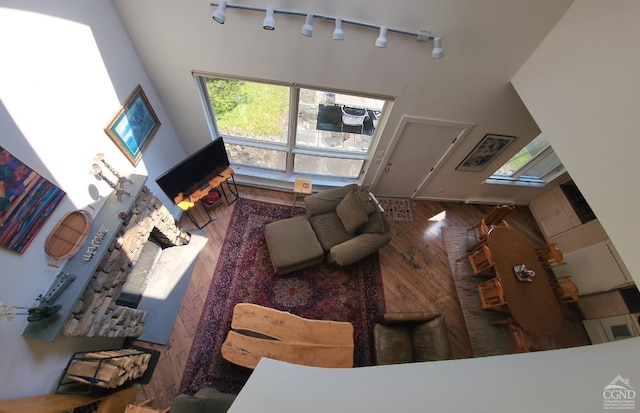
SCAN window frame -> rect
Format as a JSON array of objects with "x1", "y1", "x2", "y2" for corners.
[
  {"x1": 485, "y1": 135, "x2": 566, "y2": 187},
  {"x1": 193, "y1": 72, "x2": 391, "y2": 186}
]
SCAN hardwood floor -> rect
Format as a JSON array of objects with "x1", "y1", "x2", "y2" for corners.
[{"x1": 131, "y1": 185, "x2": 590, "y2": 409}]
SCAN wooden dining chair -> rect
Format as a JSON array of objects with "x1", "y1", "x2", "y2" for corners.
[
  {"x1": 549, "y1": 275, "x2": 579, "y2": 303},
  {"x1": 466, "y1": 205, "x2": 515, "y2": 252},
  {"x1": 489, "y1": 318, "x2": 549, "y2": 353},
  {"x1": 461, "y1": 245, "x2": 496, "y2": 283},
  {"x1": 471, "y1": 277, "x2": 507, "y2": 311},
  {"x1": 535, "y1": 243, "x2": 565, "y2": 268}
]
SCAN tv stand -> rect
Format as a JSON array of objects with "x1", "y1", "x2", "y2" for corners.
[{"x1": 174, "y1": 166, "x2": 239, "y2": 228}]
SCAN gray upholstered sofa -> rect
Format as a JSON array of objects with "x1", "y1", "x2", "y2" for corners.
[
  {"x1": 265, "y1": 184, "x2": 391, "y2": 275},
  {"x1": 169, "y1": 387, "x2": 236, "y2": 413}
]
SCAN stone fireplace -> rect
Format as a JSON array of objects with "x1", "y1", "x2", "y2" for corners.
[{"x1": 61, "y1": 186, "x2": 190, "y2": 338}]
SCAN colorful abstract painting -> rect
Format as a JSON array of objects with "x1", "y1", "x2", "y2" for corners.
[{"x1": 0, "y1": 146, "x2": 66, "y2": 254}]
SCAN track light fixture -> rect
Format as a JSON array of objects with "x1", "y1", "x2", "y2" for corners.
[
  {"x1": 263, "y1": 5, "x2": 275, "y2": 30},
  {"x1": 301, "y1": 13, "x2": 314, "y2": 37},
  {"x1": 212, "y1": 0, "x2": 227, "y2": 24},
  {"x1": 208, "y1": 2, "x2": 444, "y2": 58},
  {"x1": 333, "y1": 18, "x2": 344, "y2": 40},
  {"x1": 431, "y1": 36, "x2": 443, "y2": 59},
  {"x1": 375, "y1": 26, "x2": 388, "y2": 48}
]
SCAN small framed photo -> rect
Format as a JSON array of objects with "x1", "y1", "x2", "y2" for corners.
[
  {"x1": 104, "y1": 85, "x2": 160, "y2": 165},
  {"x1": 456, "y1": 133, "x2": 516, "y2": 172}
]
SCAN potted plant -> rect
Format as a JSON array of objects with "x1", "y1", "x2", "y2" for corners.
[{"x1": 1, "y1": 298, "x2": 62, "y2": 329}]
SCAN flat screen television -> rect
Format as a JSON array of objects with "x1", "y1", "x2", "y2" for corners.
[{"x1": 155, "y1": 137, "x2": 230, "y2": 203}]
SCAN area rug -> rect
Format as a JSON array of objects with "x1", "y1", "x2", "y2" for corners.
[
  {"x1": 441, "y1": 226, "x2": 509, "y2": 357},
  {"x1": 179, "y1": 198, "x2": 385, "y2": 395},
  {"x1": 377, "y1": 197, "x2": 414, "y2": 222}
]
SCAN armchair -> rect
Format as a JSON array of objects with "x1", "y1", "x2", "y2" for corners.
[
  {"x1": 304, "y1": 184, "x2": 391, "y2": 267},
  {"x1": 265, "y1": 184, "x2": 391, "y2": 275},
  {"x1": 373, "y1": 312, "x2": 452, "y2": 365}
]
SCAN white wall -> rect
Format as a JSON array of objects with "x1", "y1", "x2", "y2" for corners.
[
  {"x1": 112, "y1": 0, "x2": 574, "y2": 204},
  {"x1": 511, "y1": 0, "x2": 640, "y2": 283},
  {"x1": 231, "y1": 339, "x2": 640, "y2": 413},
  {"x1": 0, "y1": 1, "x2": 187, "y2": 398}
]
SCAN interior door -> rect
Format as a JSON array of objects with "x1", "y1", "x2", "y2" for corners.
[{"x1": 373, "y1": 117, "x2": 473, "y2": 197}]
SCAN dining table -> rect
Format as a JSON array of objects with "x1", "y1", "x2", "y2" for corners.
[{"x1": 486, "y1": 227, "x2": 563, "y2": 337}]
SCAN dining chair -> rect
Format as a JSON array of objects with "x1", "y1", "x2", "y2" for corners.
[
  {"x1": 461, "y1": 245, "x2": 496, "y2": 284},
  {"x1": 471, "y1": 277, "x2": 507, "y2": 311},
  {"x1": 466, "y1": 205, "x2": 515, "y2": 252},
  {"x1": 550, "y1": 275, "x2": 579, "y2": 303},
  {"x1": 489, "y1": 318, "x2": 548, "y2": 353},
  {"x1": 535, "y1": 243, "x2": 565, "y2": 268}
]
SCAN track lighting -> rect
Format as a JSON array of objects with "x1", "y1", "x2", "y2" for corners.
[
  {"x1": 375, "y1": 26, "x2": 388, "y2": 48},
  {"x1": 263, "y1": 5, "x2": 275, "y2": 30},
  {"x1": 332, "y1": 18, "x2": 344, "y2": 40},
  {"x1": 212, "y1": 0, "x2": 227, "y2": 24},
  {"x1": 431, "y1": 36, "x2": 443, "y2": 59},
  {"x1": 208, "y1": 3, "x2": 444, "y2": 58},
  {"x1": 301, "y1": 13, "x2": 313, "y2": 37}
]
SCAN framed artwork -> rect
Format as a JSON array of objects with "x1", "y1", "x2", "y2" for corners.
[
  {"x1": 0, "y1": 146, "x2": 66, "y2": 254},
  {"x1": 456, "y1": 133, "x2": 516, "y2": 172},
  {"x1": 105, "y1": 85, "x2": 161, "y2": 165}
]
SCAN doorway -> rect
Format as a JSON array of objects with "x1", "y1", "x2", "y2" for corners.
[{"x1": 372, "y1": 116, "x2": 473, "y2": 197}]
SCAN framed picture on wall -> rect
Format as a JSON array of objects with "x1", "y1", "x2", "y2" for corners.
[
  {"x1": 104, "y1": 85, "x2": 161, "y2": 166},
  {"x1": 0, "y1": 146, "x2": 66, "y2": 254},
  {"x1": 456, "y1": 133, "x2": 516, "y2": 172}
]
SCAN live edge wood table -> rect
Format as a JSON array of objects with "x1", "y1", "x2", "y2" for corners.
[
  {"x1": 486, "y1": 227, "x2": 563, "y2": 338},
  {"x1": 174, "y1": 166, "x2": 239, "y2": 229},
  {"x1": 221, "y1": 303, "x2": 354, "y2": 369}
]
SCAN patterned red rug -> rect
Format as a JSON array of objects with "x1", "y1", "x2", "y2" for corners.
[{"x1": 179, "y1": 198, "x2": 385, "y2": 395}]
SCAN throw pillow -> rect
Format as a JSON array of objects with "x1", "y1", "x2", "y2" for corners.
[
  {"x1": 336, "y1": 190, "x2": 369, "y2": 235},
  {"x1": 359, "y1": 211, "x2": 387, "y2": 234},
  {"x1": 355, "y1": 187, "x2": 377, "y2": 215}
]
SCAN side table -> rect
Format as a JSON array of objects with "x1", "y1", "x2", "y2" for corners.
[{"x1": 292, "y1": 179, "x2": 312, "y2": 215}]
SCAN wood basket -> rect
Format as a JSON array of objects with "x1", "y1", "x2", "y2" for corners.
[{"x1": 44, "y1": 210, "x2": 93, "y2": 260}]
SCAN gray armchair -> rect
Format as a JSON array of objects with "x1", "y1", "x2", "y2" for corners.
[
  {"x1": 265, "y1": 184, "x2": 391, "y2": 275},
  {"x1": 374, "y1": 312, "x2": 452, "y2": 365},
  {"x1": 304, "y1": 184, "x2": 391, "y2": 267},
  {"x1": 169, "y1": 387, "x2": 236, "y2": 413}
]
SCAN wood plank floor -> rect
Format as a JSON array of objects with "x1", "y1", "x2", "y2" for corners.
[{"x1": 131, "y1": 185, "x2": 590, "y2": 409}]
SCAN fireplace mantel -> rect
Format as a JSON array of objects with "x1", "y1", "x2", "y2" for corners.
[{"x1": 23, "y1": 175, "x2": 147, "y2": 341}]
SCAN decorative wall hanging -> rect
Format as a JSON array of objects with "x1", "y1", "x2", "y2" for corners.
[
  {"x1": 104, "y1": 85, "x2": 161, "y2": 166},
  {"x1": 0, "y1": 146, "x2": 66, "y2": 254},
  {"x1": 456, "y1": 134, "x2": 516, "y2": 172}
]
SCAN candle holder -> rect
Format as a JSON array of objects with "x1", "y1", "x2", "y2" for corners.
[{"x1": 90, "y1": 156, "x2": 131, "y2": 202}]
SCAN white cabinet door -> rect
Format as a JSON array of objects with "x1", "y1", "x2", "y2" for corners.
[
  {"x1": 530, "y1": 187, "x2": 581, "y2": 239},
  {"x1": 553, "y1": 241, "x2": 633, "y2": 295},
  {"x1": 582, "y1": 319, "x2": 608, "y2": 344}
]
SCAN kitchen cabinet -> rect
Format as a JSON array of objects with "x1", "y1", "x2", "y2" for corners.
[
  {"x1": 553, "y1": 241, "x2": 634, "y2": 295},
  {"x1": 582, "y1": 314, "x2": 640, "y2": 344},
  {"x1": 529, "y1": 186, "x2": 582, "y2": 239},
  {"x1": 529, "y1": 184, "x2": 608, "y2": 253}
]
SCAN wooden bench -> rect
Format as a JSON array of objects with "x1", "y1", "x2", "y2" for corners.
[{"x1": 221, "y1": 303, "x2": 354, "y2": 369}]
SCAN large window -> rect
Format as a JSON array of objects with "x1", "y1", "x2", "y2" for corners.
[
  {"x1": 195, "y1": 75, "x2": 388, "y2": 184},
  {"x1": 486, "y1": 134, "x2": 565, "y2": 186}
]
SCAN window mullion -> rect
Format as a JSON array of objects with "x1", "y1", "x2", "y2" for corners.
[
  {"x1": 512, "y1": 146, "x2": 554, "y2": 179},
  {"x1": 286, "y1": 87, "x2": 299, "y2": 175}
]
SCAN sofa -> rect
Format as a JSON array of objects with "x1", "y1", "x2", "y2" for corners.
[
  {"x1": 169, "y1": 387, "x2": 236, "y2": 413},
  {"x1": 373, "y1": 312, "x2": 452, "y2": 365},
  {"x1": 264, "y1": 184, "x2": 391, "y2": 275}
]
